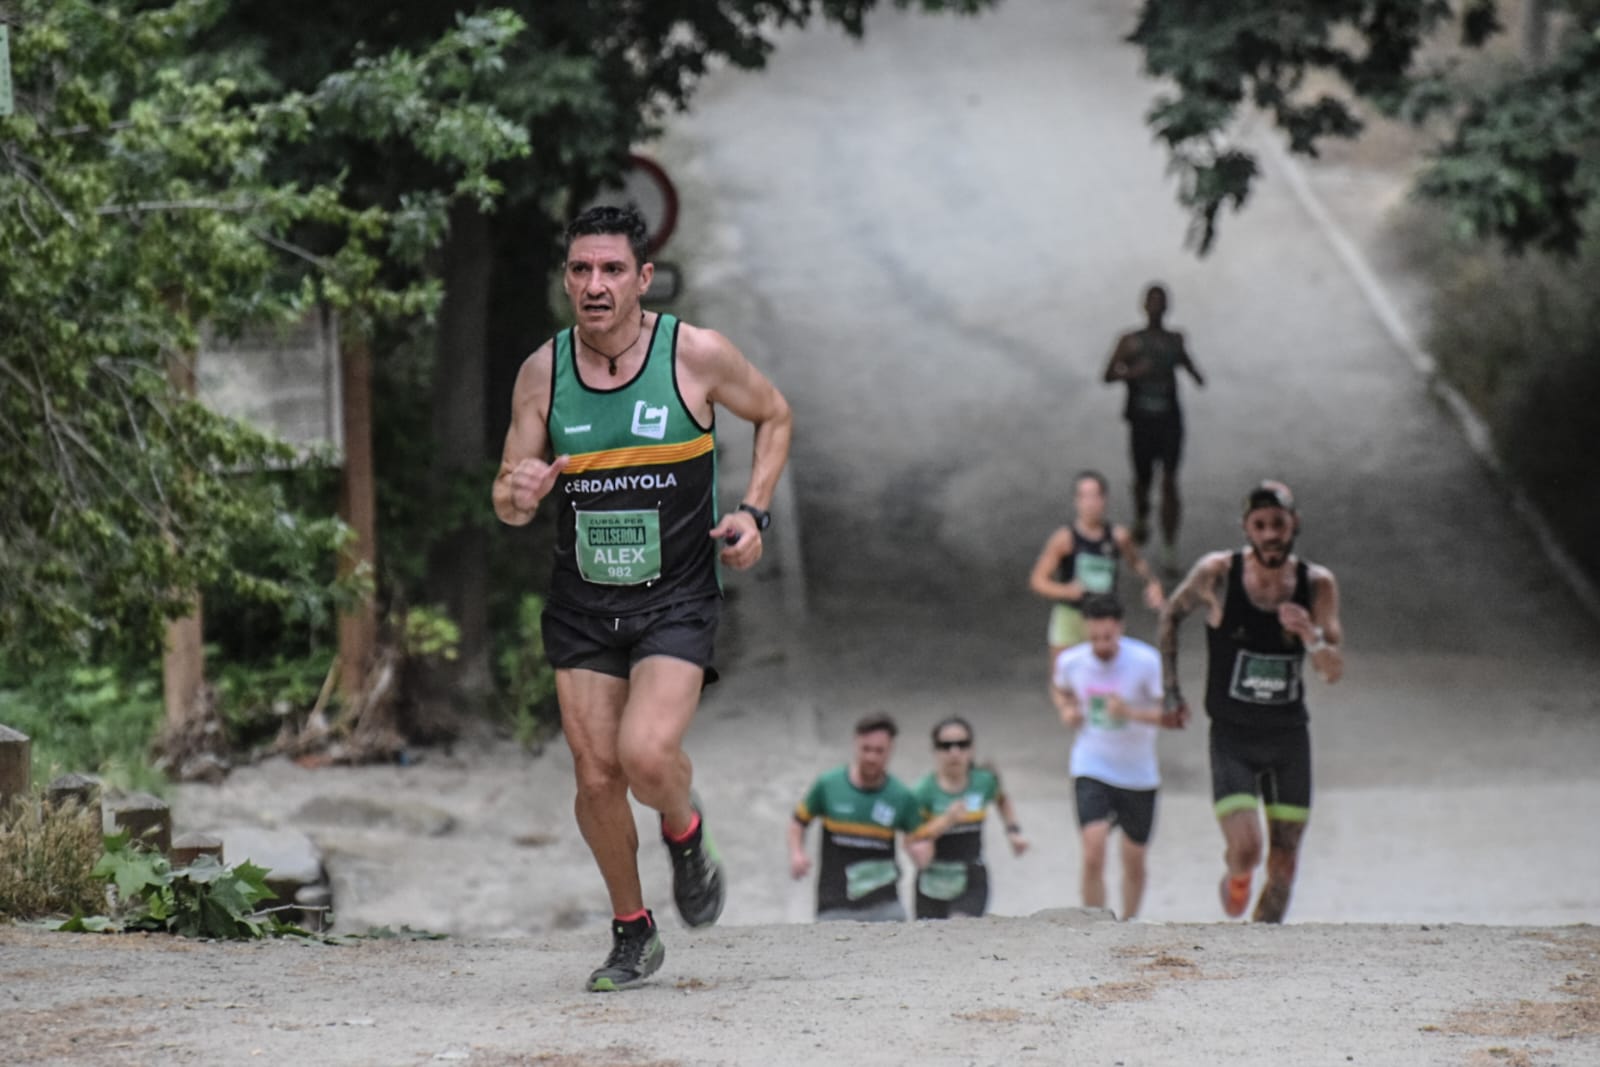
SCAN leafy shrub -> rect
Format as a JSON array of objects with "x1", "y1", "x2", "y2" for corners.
[{"x1": 58, "y1": 832, "x2": 282, "y2": 939}]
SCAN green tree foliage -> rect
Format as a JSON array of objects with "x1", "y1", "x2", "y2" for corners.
[
  {"x1": 0, "y1": 1, "x2": 531, "y2": 659},
  {"x1": 1130, "y1": 0, "x2": 1600, "y2": 254}
]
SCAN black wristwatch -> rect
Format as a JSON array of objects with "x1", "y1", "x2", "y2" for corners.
[{"x1": 737, "y1": 503, "x2": 771, "y2": 530}]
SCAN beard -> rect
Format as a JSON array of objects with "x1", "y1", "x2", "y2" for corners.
[{"x1": 1249, "y1": 537, "x2": 1295, "y2": 568}]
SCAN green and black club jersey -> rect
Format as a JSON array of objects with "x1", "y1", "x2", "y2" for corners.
[
  {"x1": 545, "y1": 313, "x2": 720, "y2": 616},
  {"x1": 912, "y1": 766, "x2": 1003, "y2": 866},
  {"x1": 1054, "y1": 524, "x2": 1121, "y2": 607},
  {"x1": 1205, "y1": 551, "x2": 1314, "y2": 729},
  {"x1": 794, "y1": 766, "x2": 926, "y2": 914}
]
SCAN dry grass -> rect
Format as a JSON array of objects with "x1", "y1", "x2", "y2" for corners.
[{"x1": 0, "y1": 794, "x2": 105, "y2": 920}]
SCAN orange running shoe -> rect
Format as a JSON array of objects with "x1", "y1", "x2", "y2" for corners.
[{"x1": 1220, "y1": 872, "x2": 1252, "y2": 918}]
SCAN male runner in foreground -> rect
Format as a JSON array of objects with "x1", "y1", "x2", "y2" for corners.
[
  {"x1": 494, "y1": 205, "x2": 792, "y2": 989},
  {"x1": 1157, "y1": 481, "x2": 1343, "y2": 923}
]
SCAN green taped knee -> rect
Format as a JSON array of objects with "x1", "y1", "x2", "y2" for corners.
[
  {"x1": 1213, "y1": 794, "x2": 1258, "y2": 819},
  {"x1": 1264, "y1": 803, "x2": 1310, "y2": 824}
]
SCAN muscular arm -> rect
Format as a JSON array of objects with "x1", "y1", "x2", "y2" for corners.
[
  {"x1": 492, "y1": 344, "x2": 562, "y2": 526},
  {"x1": 1156, "y1": 552, "x2": 1229, "y2": 699},
  {"x1": 1028, "y1": 527, "x2": 1081, "y2": 601},
  {"x1": 680, "y1": 325, "x2": 793, "y2": 568},
  {"x1": 1308, "y1": 567, "x2": 1344, "y2": 683}
]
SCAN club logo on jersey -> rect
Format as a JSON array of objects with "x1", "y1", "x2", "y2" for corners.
[
  {"x1": 631, "y1": 400, "x2": 669, "y2": 440},
  {"x1": 871, "y1": 800, "x2": 897, "y2": 827}
]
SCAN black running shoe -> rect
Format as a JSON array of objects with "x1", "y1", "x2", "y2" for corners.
[
  {"x1": 586, "y1": 912, "x2": 664, "y2": 993},
  {"x1": 663, "y1": 809, "x2": 725, "y2": 928}
]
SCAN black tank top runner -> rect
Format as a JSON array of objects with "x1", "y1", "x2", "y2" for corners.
[
  {"x1": 1204, "y1": 551, "x2": 1312, "y2": 729},
  {"x1": 1053, "y1": 524, "x2": 1120, "y2": 608}
]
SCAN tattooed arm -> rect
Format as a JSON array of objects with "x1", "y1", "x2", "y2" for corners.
[{"x1": 1155, "y1": 552, "x2": 1230, "y2": 726}]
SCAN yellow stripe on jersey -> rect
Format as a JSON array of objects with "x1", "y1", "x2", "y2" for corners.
[
  {"x1": 821, "y1": 817, "x2": 895, "y2": 841},
  {"x1": 564, "y1": 434, "x2": 714, "y2": 474}
]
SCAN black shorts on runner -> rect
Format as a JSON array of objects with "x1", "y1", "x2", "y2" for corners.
[
  {"x1": 1208, "y1": 721, "x2": 1312, "y2": 823},
  {"x1": 915, "y1": 863, "x2": 989, "y2": 920},
  {"x1": 541, "y1": 595, "x2": 721, "y2": 680},
  {"x1": 1073, "y1": 776, "x2": 1158, "y2": 846},
  {"x1": 1128, "y1": 414, "x2": 1184, "y2": 483}
]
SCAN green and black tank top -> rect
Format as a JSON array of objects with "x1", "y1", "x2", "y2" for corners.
[
  {"x1": 1123, "y1": 329, "x2": 1185, "y2": 421},
  {"x1": 545, "y1": 313, "x2": 719, "y2": 616},
  {"x1": 1204, "y1": 551, "x2": 1313, "y2": 729},
  {"x1": 1054, "y1": 524, "x2": 1121, "y2": 607}
]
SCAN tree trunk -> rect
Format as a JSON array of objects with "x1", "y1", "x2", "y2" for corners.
[
  {"x1": 426, "y1": 199, "x2": 495, "y2": 713},
  {"x1": 338, "y1": 321, "x2": 379, "y2": 703},
  {"x1": 162, "y1": 343, "x2": 206, "y2": 738}
]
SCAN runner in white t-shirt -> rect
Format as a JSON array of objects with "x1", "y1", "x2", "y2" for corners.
[{"x1": 1050, "y1": 595, "x2": 1183, "y2": 919}]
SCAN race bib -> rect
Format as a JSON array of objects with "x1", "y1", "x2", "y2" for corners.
[
  {"x1": 1086, "y1": 689, "x2": 1126, "y2": 731},
  {"x1": 917, "y1": 861, "x2": 969, "y2": 902},
  {"x1": 1229, "y1": 651, "x2": 1303, "y2": 705},
  {"x1": 575, "y1": 509, "x2": 662, "y2": 586},
  {"x1": 845, "y1": 859, "x2": 899, "y2": 901},
  {"x1": 1075, "y1": 552, "x2": 1117, "y2": 594}
]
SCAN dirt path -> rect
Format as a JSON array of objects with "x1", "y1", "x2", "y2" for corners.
[{"x1": 7, "y1": 919, "x2": 1598, "y2": 1065}]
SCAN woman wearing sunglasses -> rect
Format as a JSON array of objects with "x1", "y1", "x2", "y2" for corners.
[{"x1": 910, "y1": 717, "x2": 1030, "y2": 919}]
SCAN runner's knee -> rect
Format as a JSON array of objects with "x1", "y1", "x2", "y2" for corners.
[{"x1": 571, "y1": 754, "x2": 626, "y2": 800}]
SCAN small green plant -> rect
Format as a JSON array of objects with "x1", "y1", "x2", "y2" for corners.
[
  {"x1": 0, "y1": 796, "x2": 105, "y2": 920},
  {"x1": 57, "y1": 832, "x2": 294, "y2": 939},
  {"x1": 398, "y1": 605, "x2": 461, "y2": 663},
  {"x1": 497, "y1": 594, "x2": 558, "y2": 750}
]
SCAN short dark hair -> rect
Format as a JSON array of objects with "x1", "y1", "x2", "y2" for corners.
[
  {"x1": 565, "y1": 204, "x2": 650, "y2": 270},
  {"x1": 1074, "y1": 470, "x2": 1108, "y2": 496},
  {"x1": 930, "y1": 716, "x2": 974, "y2": 746},
  {"x1": 1081, "y1": 594, "x2": 1124, "y2": 621},
  {"x1": 854, "y1": 712, "x2": 898, "y2": 738}
]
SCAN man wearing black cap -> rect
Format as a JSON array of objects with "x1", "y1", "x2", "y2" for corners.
[{"x1": 1155, "y1": 481, "x2": 1344, "y2": 923}]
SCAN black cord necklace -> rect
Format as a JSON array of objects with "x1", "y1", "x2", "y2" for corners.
[{"x1": 579, "y1": 311, "x2": 647, "y2": 376}]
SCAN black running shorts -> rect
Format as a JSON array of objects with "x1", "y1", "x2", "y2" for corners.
[
  {"x1": 1128, "y1": 413, "x2": 1184, "y2": 483},
  {"x1": 541, "y1": 594, "x2": 721, "y2": 679},
  {"x1": 1208, "y1": 720, "x2": 1312, "y2": 823},
  {"x1": 1073, "y1": 776, "x2": 1158, "y2": 846}
]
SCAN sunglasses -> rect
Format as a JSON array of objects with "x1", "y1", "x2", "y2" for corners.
[{"x1": 934, "y1": 738, "x2": 972, "y2": 751}]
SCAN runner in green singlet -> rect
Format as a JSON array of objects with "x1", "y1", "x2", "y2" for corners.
[
  {"x1": 789, "y1": 714, "x2": 932, "y2": 922},
  {"x1": 1030, "y1": 470, "x2": 1165, "y2": 664},
  {"x1": 494, "y1": 205, "x2": 792, "y2": 991},
  {"x1": 910, "y1": 717, "x2": 1028, "y2": 919}
]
